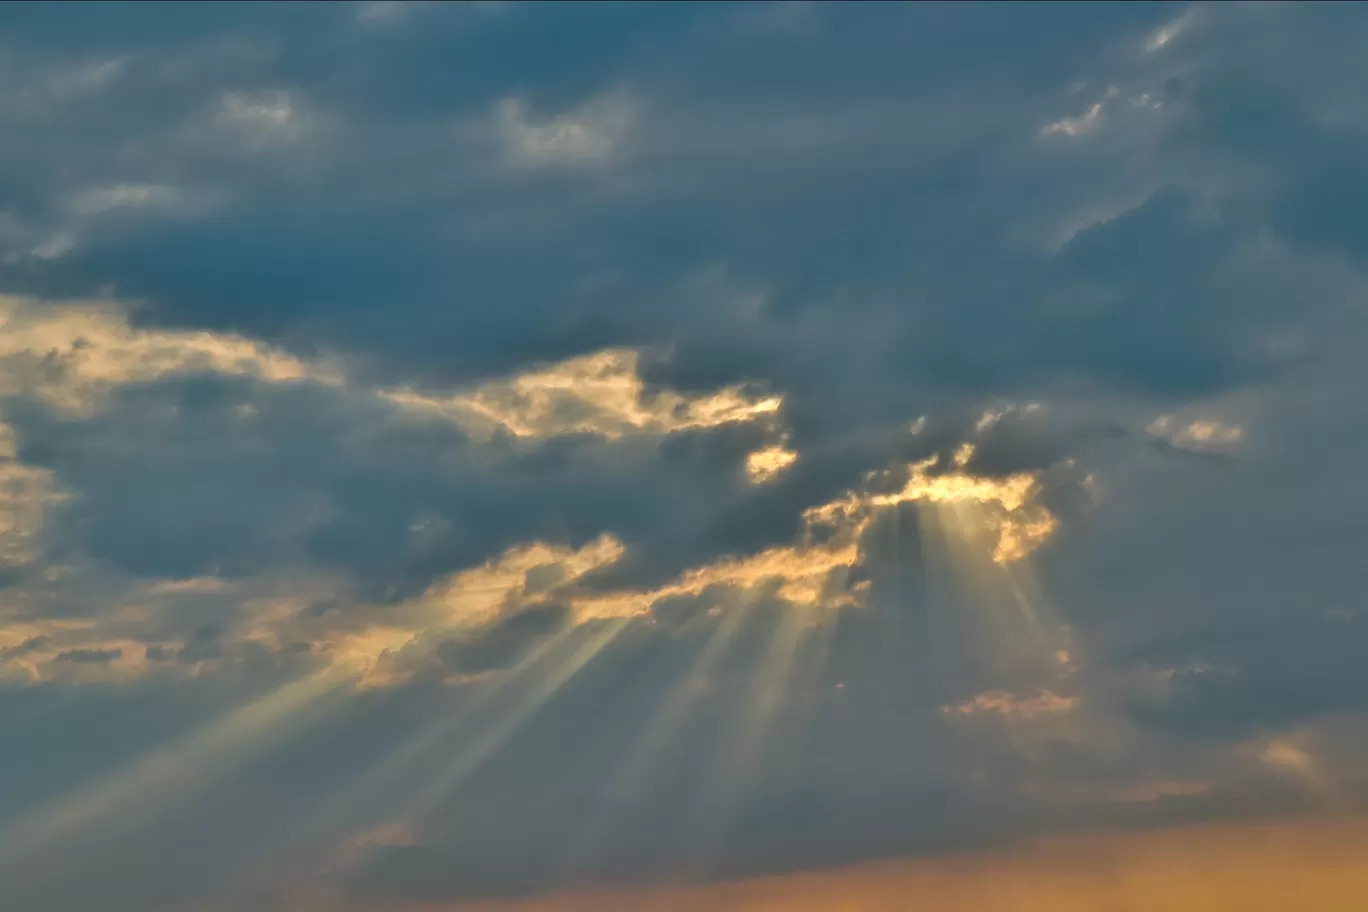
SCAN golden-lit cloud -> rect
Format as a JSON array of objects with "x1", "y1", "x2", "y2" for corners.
[
  {"x1": 0, "y1": 571, "x2": 339, "y2": 684},
  {"x1": 314, "y1": 535, "x2": 627, "y2": 687},
  {"x1": 744, "y1": 440, "x2": 797, "y2": 483},
  {"x1": 0, "y1": 293, "x2": 803, "y2": 689},
  {"x1": 381, "y1": 348, "x2": 782, "y2": 441},
  {"x1": 0, "y1": 294, "x2": 1064, "y2": 691},
  {"x1": 1, "y1": 295, "x2": 783, "y2": 449},
  {"x1": 813, "y1": 447, "x2": 1058, "y2": 565},
  {"x1": 0, "y1": 295, "x2": 343, "y2": 414},
  {"x1": 220, "y1": 432, "x2": 1063, "y2": 689},
  {"x1": 0, "y1": 422, "x2": 1063, "y2": 689}
]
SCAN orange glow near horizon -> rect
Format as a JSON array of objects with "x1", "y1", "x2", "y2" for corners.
[{"x1": 410, "y1": 814, "x2": 1368, "y2": 912}]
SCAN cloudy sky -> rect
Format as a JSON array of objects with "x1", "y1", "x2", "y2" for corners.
[{"x1": 1, "y1": 2, "x2": 1367, "y2": 909}]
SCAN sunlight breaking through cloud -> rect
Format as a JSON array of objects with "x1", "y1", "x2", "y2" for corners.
[{"x1": 382, "y1": 348, "x2": 782, "y2": 441}]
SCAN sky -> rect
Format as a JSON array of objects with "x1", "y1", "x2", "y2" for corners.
[{"x1": 1, "y1": 2, "x2": 1367, "y2": 910}]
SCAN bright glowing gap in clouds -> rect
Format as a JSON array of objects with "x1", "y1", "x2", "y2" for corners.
[
  {"x1": 293, "y1": 438, "x2": 1061, "y2": 687},
  {"x1": 0, "y1": 292, "x2": 1065, "y2": 691}
]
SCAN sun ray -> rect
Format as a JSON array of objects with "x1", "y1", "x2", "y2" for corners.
[
  {"x1": 557, "y1": 598, "x2": 761, "y2": 875},
  {"x1": 399, "y1": 617, "x2": 632, "y2": 822},
  {"x1": 775, "y1": 609, "x2": 840, "y2": 775},
  {"x1": 236, "y1": 624, "x2": 585, "y2": 888},
  {"x1": 917, "y1": 498, "x2": 1072, "y2": 676},
  {"x1": 608, "y1": 600, "x2": 756, "y2": 797},
  {"x1": 718, "y1": 607, "x2": 813, "y2": 783},
  {"x1": 690, "y1": 605, "x2": 815, "y2": 846},
  {"x1": 0, "y1": 666, "x2": 356, "y2": 867}
]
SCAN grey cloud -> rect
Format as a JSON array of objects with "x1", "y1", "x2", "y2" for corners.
[
  {"x1": 1123, "y1": 616, "x2": 1368, "y2": 740},
  {"x1": 54, "y1": 646, "x2": 122, "y2": 664},
  {"x1": 431, "y1": 603, "x2": 572, "y2": 677},
  {"x1": 0, "y1": 635, "x2": 50, "y2": 659}
]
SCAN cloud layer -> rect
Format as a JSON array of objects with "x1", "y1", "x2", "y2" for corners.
[{"x1": 1, "y1": 3, "x2": 1367, "y2": 910}]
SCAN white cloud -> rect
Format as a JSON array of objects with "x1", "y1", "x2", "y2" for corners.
[
  {"x1": 1144, "y1": 8, "x2": 1198, "y2": 55},
  {"x1": 208, "y1": 90, "x2": 323, "y2": 154},
  {"x1": 219, "y1": 91, "x2": 294, "y2": 128},
  {"x1": 26, "y1": 231, "x2": 78, "y2": 261},
  {"x1": 1147, "y1": 414, "x2": 1244, "y2": 452},
  {"x1": 65, "y1": 182, "x2": 188, "y2": 217},
  {"x1": 1041, "y1": 87, "x2": 1123, "y2": 138},
  {"x1": 1042, "y1": 100, "x2": 1106, "y2": 138},
  {"x1": 496, "y1": 92, "x2": 637, "y2": 168}
]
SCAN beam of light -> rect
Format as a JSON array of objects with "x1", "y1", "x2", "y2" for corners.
[
  {"x1": 557, "y1": 597, "x2": 761, "y2": 876},
  {"x1": 679, "y1": 604, "x2": 819, "y2": 873},
  {"x1": 774, "y1": 610, "x2": 839, "y2": 771},
  {"x1": 994, "y1": 555, "x2": 1078, "y2": 676},
  {"x1": 232, "y1": 624, "x2": 585, "y2": 892},
  {"x1": 918, "y1": 499, "x2": 1073, "y2": 676},
  {"x1": 608, "y1": 600, "x2": 754, "y2": 796},
  {"x1": 0, "y1": 666, "x2": 357, "y2": 868},
  {"x1": 716, "y1": 606, "x2": 814, "y2": 788},
  {"x1": 917, "y1": 499, "x2": 1012, "y2": 663},
  {"x1": 398, "y1": 617, "x2": 632, "y2": 821}
]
